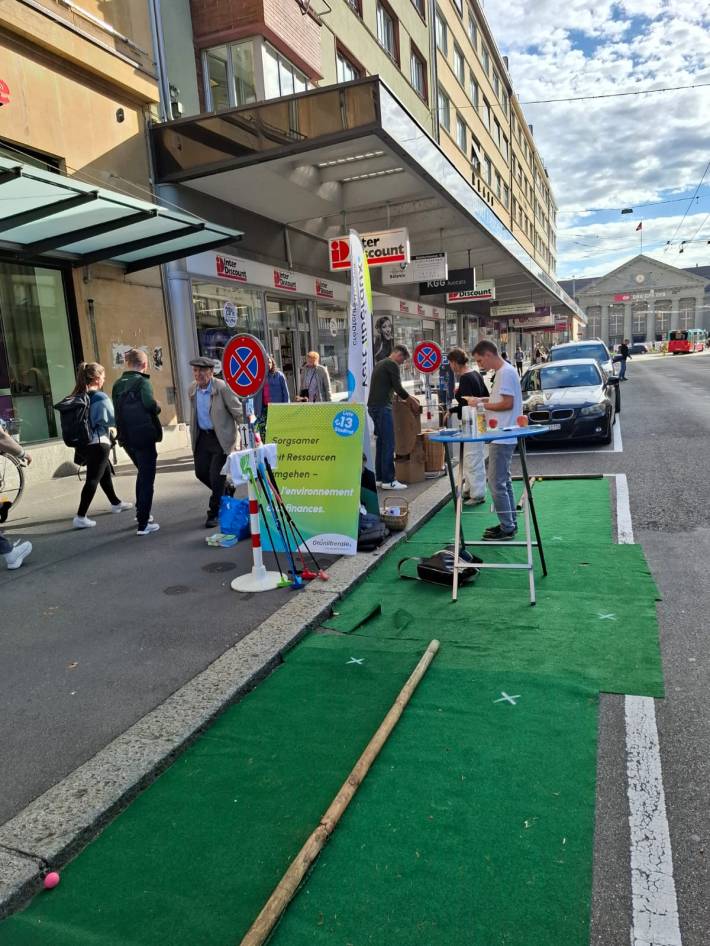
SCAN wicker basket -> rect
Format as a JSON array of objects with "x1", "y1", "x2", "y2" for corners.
[{"x1": 382, "y1": 498, "x2": 409, "y2": 531}]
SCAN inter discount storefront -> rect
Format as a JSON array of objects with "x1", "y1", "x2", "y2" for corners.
[{"x1": 173, "y1": 250, "x2": 447, "y2": 403}]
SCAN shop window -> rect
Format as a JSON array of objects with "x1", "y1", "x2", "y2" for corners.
[
  {"x1": 193, "y1": 282, "x2": 266, "y2": 365},
  {"x1": 316, "y1": 305, "x2": 348, "y2": 396},
  {"x1": 203, "y1": 40, "x2": 257, "y2": 111},
  {"x1": 337, "y1": 48, "x2": 363, "y2": 83},
  {"x1": 376, "y1": 1, "x2": 399, "y2": 64},
  {"x1": 0, "y1": 263, "x2": 76, "y2": 443},
  {"x1": 410, "y1": 44, "x2": 428, "y2": 101}
]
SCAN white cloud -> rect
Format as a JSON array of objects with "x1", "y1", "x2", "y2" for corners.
[{"x1": 482, "y1": 1, "x2": 710, "y2": 277}]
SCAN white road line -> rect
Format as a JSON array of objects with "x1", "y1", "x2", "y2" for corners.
[
  {"x1": 613, "y1": 415, "x2": 623, "y2": 452},
  {"x1": 616, "y1": 474, "x2": 682, "y2": 946}
]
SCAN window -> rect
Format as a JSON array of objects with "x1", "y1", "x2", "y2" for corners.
[
  {"x1": 410, "y1": 44, "x2": 427, "y2": 100},
  {"x1": 467, "y1": 6, "x2": 477, "y2": 49},
  {"x1": 482, "y1": 45, "x2": 490, "y2": 75},
  {"x1": 377, "y1": 2, "x2": 399, "y2": 62},
  {"x1": 410, "y1": 0, "x2": 425, "y2": 17},
  {"x1": 469, "y1": 71, "x2": 479, "y2": 107},
  {"x1": 503, "y1": 183, "x2": 510, "y2": 208},
  {"x1": 262, "y1": 43, "x2": 308, "y2": 99},
  {"x1": 481, "y1": 97, "x2": 490, "y2": 130},
  {"x1": 502, "y1": 91, "x2": 509, "y2": 116},
  {"x1": 501, "y1": 134, "x2": 509, "y2": 162},
  {"x1": 435, "y1": 9, "x2": 448, "y2": 55},
  {"x1": 452, "y1": 0, "x2": 463, "y2": 14},
  {"x1": 204, "y1": 41, "x2": 258, "y2": 111},
  {"x1": 345, "y1": 0, "x2": 362, "y2": 14},
  {"x1": 438, "y1": 86, "x2": 451, "y2": 132},
  {"x1": 453, "y1": 44, "x2": 465, "y2": 84},
  {"x1": 483, "y1": 154, "x2": 492, "y2": 185},
  {"x1": 456, "y1": 114, "x2": 467, "y2": 151},
  {"x1": 495, "y1": 172, "x2": 502, "y2": 199},
  {"x1": 492, "y1": 71, "x2": 500, "y2": 98},
  {"x1": 471, "y1": 134, "x2": 482, "y2": 171},
  {"x1": 493, "y1": 118, "x2": 501, "y2": 148},
  {"x1": 337, "y1": 48, "x2": 363, "y2": 82}
]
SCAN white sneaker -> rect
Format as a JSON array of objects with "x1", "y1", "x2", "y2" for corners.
[
  {"x1": 5, "y1": 540, "x2": 32, "y2": 570},
  {"x1": 381, "y1": 480, "x2": 408, "y2": 490},
  {"x1": 73, "y1": 516, "x2": 96, "y2": 529},
  {"x1": 111, "y1": 501, "x2": 133, "y2": 513},
  {"x1": 136, "y1": 522, "x2": 160, "y2": 535}
]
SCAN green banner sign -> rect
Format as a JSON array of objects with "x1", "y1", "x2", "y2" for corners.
[{"x1": 264, "y1": 403, "x2": 365, "y2": 556}]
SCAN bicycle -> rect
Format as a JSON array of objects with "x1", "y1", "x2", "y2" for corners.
[{"x1": 0, "y1": 451, "x2": 25, "y2": 521}]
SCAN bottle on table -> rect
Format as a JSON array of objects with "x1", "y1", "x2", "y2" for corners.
[{"x1": 475, "y1": 401, "x2": 487, "y2": 435}]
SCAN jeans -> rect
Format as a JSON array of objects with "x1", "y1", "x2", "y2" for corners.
[
  {"x1": 0, "y1": 532, "x2": 11, "y2": 555},
  {"x1": 77, "y1": 444, "x2": 120, "y2": 517},
  {"x1": 368, "y1": 405, "x2": 395, "y2": 483},
  {"x1": 488, "y1": 443, "x2": 517, "y2": 532},
  {"x1": 194, "y1": 429, "x2": 227, "y2": 517},
  {"x1": 125, "y1": 444, "x2": 157, "y2": 529},
  {"x1": 619, "y1": 358, "x2": 628, "y2": 379}
]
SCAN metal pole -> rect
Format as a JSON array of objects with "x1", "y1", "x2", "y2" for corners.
[{"x1": 518, "y1": 438, "x2": 546, "y2": 576}]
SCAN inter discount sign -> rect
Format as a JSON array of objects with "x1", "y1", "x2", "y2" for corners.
[{"x1": 329, "y1": 228, "x2": 410, "y2": 271}]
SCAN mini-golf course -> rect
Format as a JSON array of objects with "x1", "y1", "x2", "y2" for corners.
[{"x1": 0, "y1": 478, "x2": 663, "y2": 945}]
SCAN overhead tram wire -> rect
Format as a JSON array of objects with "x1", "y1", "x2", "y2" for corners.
[{"x1": 663, "y1": 160, "x2": 710, "y2": 251}]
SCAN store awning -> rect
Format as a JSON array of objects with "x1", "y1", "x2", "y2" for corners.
[
  {"x1": 150, "y1": 78, "x2": 584, "y2": 321},
  {"x1": 0, "y1": 157, "x2": 241, "y2": 273}
]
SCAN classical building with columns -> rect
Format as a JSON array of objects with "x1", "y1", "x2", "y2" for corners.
[{"x1": 559, "y1": 256, "x2": 710, "y2": 348}]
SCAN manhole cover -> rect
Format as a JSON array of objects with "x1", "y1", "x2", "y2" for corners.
[
  {"x1": 202, "y1": 562, "x2": 236, "y2": 573},
  {"x1": 163, "y1": 585, "x2": 190, "y2": 595}
]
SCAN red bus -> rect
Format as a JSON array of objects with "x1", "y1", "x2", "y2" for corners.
[{"x1": 668, "y1": 329, "x2": 707, "y2": 354}]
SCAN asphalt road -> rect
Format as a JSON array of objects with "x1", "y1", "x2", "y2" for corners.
[{"x1": 520, "y1": 350, "x2": 710, "y2": 946}]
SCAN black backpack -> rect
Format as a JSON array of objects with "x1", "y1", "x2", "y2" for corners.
[
  {"x1": 115, "y1": 381, "x2": 162, "y2": 449},
  {"x1": 54, "y1": 393, "x2": 92, "y2": 450},
  {"x1": 357, "y1": 512, "x2": 389, "y2": 551}
]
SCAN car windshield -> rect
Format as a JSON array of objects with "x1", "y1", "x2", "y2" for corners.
[
  {"x1": 549, "y1": 344, "x2": 608, "y2": 363},
  {"x1": 539, "y1": 364, "x2": 601, "y2": 389}
]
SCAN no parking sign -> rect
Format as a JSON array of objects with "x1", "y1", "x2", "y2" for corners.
[
  {"x1": 413, "y1": 340, "x2": 442, "y2": 374},
  {"x1": 222, "y1": 334, "x2": 267, "y2": 398}
]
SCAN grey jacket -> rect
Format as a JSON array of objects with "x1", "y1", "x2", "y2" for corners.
[
  {"x1": 188, "y1": 378, "x2": 242, "y2": 455},
  {"x1": 299, "y1": 364, "x2": 332, "y2": 402}
]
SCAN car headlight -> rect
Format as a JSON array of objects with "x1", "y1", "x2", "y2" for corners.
[{"x1": 580, "y1": 403, "x2": 607, "y2": 416}]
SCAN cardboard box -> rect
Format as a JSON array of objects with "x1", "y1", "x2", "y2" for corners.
[
  {"x1": 395, "y1": 433, "x2": 426, "y2": 484},
  {"x1": 393, "y1": 396, "x2": 421, "y2": 454}
]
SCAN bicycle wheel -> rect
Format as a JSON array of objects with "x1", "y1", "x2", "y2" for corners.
[{"x1": 0, "y1": 454, "x2": 24, "y2": 518}]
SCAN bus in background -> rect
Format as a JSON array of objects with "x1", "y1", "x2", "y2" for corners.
[{"x1": 668, "y1": 328, "x2": 707, "y2": 353}]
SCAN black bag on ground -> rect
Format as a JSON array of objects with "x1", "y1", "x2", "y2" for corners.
[
  {"x1": 358, "y1": 512, "x2": 389, "y2": 551},
  {"x1": 53, "y1": 393, "x2": 92, "y2": 451},
  {"x1": 398, "y1": 546, "x2": 481, "y2": 586},
  {"x1": 115, "y1": 381, "x2": 162, "y2": 449}
]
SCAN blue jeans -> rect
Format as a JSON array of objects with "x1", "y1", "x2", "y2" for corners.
[
  {"x1": 0, "y1": 532, "x2": 12, "y2": 555},
  {"x1": 488, "y1": 443, "x2": 517, "y2": 532},
  {"x1": 619, "y1": 358, "x2": 627, "y2": 379},
  {"x1": 125, "y1": 444, "x2": 157, "y2": 529},
  {"x1": 368, "y1": 405, "x2": 395, "y2": 483}
]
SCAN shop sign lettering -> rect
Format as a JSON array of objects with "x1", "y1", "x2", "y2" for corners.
[
  {"x1": 216, "y1": 254, "x2": 247, "y2": 282},
  {"x1": 273, "y1": 269, "x2": 297, "y2": 292},
  {"x1": 328, "y1": 228, "x2": 410, "y2": 271}
]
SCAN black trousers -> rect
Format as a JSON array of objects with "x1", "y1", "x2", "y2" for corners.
[
  {"x1": 125, "y1": 444, "x2": 157, "y2": 529},
  {"x1": 194, "y1": 429, "x2": 227, "y2": 517},
  {"x1": 77, "y1": 443, "x2": 120, "y2": 517}
]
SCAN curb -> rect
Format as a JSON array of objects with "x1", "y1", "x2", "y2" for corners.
[{"x1": 0, "y1": 475, "x2": 452, "y2": 918}]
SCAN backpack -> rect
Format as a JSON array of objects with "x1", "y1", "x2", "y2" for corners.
[
  {"x1": 398, "y1": 547, "x2": 481, "y2": 587},
  {"x1": 357, "y1": 512, "x2": 389, "y2": 552},
  {"x1": 115, "y1": 381, "x2": 162, "y2": 449},
  {"x1": 53, "y1": 393, "x2": 92, "y2": 450}
]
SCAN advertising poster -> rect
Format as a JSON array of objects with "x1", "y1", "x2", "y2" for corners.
[{"x1": 265, "y1": 403, "x2": 364, "y2": 556}]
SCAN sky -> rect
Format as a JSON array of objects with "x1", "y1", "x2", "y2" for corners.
[{"x1": 482, "y1": 0, "x2": 710, "y2": 279}]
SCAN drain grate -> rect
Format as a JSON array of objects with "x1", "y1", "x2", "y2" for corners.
[
  {"x1": 202, "y1": 562, "x2": 237, "y2": 573},
  {"x1": 163, "y1": 585, "x2": 190, "y2": 595}
]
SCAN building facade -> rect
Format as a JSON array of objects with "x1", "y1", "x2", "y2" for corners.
[{"x1": 560, "y1": 256, "x2": 710, "y2": 349}]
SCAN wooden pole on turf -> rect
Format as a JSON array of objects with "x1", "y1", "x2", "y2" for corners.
[{"x1": 238, "y1": 639, "x2": 441, "y2": 946}]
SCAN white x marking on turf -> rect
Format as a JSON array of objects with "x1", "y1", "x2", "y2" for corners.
[
  {"x1": 347, "y1": 657, "x2": 365, "y2": 665},
  {"x1": 598, "y1": 612, "x2": 617, "y2": 620},
  {"x1": 494, "y1": 692, "x2": 521, "y2": 705}
]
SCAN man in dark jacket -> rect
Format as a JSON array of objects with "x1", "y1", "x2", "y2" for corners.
[
  {"x1": 618, "y1": 339, "x2": 631, "y2": 380},
  {"x1": 367, "y1": 344, "x2": 418, "y2": 490},
  {"x1": 447, "y1": 347, "x2": 488, "y2": 505},
  {"x1": 112, "y1": 348, "x2": 161, "y2": 536}
]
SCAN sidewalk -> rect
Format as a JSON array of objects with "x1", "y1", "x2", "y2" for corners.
[{"x1": 0, "y1": 451, "x2": 450, "y2": 916}]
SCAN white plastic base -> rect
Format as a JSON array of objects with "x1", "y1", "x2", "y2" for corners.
[{"x1": 231, "y1": 565, "x2": 282, "y2": 593}]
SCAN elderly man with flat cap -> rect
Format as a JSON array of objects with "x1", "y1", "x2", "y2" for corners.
[{"x1": 188, "y1": 356, "x2": 243, "y2": 528}]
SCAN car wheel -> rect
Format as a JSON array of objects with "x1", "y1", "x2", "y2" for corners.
[
  {"x1": 614, "y1": 388, "x2": 621, "y2": 413},
  {"x1": 601, "y1": 414, "x2": 613, "y2": 445}
]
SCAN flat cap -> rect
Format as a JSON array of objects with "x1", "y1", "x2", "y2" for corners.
[{"x1": 190, "y1": 356, "x2": 216, "y2": 368}]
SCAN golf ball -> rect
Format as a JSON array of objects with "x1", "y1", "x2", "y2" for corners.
[{"x1": 43, "y1": 871, "x2": 60, "y2": 890}]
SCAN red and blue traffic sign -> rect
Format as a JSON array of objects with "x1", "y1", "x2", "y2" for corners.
[
  {"x1": 222, "y1": 333, "x2": 267, "y2": 398},
  {"x1": 413, "y1": 340, "x2": 442, "y2": 374}
]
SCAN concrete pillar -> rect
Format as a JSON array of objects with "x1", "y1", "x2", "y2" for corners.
[
  {"x1": 600, "y1": 303, "x2": 609, "y2": 343},
  {"x1": 646, "y1": 299, "x2": 655, "y2": 343},
  {"x1": 164, "y1": 258, "x2": 198, "y2": 422},
  {"x1": 670, "y1": 298, "x2": 680, "y2": 331},
  {"x1": 623, "y1": 303, "x2": 632, "y2": 341}
]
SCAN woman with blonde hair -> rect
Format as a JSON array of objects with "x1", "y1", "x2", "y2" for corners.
[
  {"x1": 297, "y1": 351, "x2": 332, "y2": 402},
  {"x1": 71, "y1": 363, "x2": 132, "y2": 528}
]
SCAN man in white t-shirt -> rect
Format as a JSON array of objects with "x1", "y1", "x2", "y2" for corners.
[{"x1": 464, "y1": 340, "x2": 523, "y2": 540}]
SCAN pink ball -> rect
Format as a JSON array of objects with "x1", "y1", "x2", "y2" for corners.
[{"x1": 43, "y1": 871, "x2": 60, "y2": 890}]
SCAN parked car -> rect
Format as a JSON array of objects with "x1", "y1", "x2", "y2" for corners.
[
  {"x1": 521, "y1": 358, "x2": 619, "y2": 445},
  {"x1": 628, "y1": 343, "x2": 648, "y2": 355},
  {"x1": 548, "y1": 339, "x2": 620, "y2": 412}
]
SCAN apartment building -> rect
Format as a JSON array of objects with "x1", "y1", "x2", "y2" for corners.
[{"x1": 0, "y1": 0, "x2": 235, "y2": 469}]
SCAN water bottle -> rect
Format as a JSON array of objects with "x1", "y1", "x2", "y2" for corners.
[{"x1": 476, "y1": 401, "x2": 487, "y2": 435}]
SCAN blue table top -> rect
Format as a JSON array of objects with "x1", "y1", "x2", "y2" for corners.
[{"x1": 428, "y1": 425, "x2": 550, "y2": 444}]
